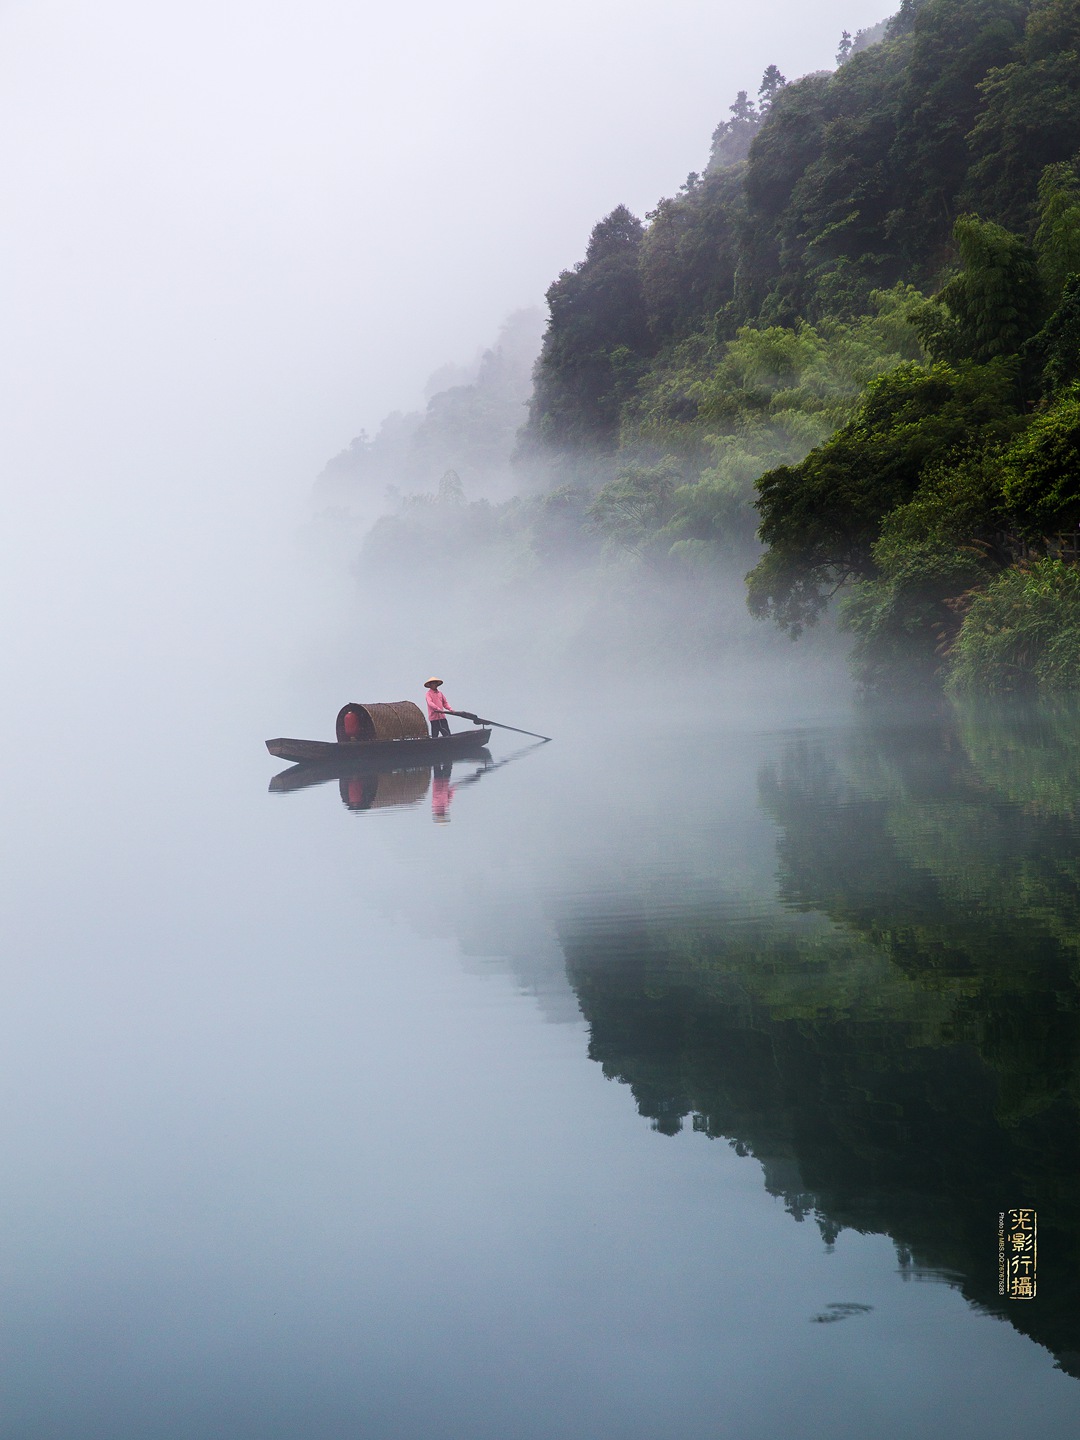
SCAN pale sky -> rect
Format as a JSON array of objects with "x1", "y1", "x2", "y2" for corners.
[{"x1": 0, "y1": 1, "x2": 890, "y2": 479}]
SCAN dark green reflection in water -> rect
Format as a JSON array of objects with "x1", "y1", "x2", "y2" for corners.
[{"x1": 560, "y1": 703, "x2": 1080, "y2": 1378}]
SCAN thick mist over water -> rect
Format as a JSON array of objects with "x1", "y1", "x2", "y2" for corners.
[
  {"x1": 10, "y1": 6, "x2": 1080, "y2": 1438},
  {"x1": 0, "y1": 0, "x2": 888, "y2": 733},
  {"x1": 299, "y1": 305, "x2": 856, "y2": 736}
]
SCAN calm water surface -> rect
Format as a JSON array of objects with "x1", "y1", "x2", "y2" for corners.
[{"x1": 3, "y1": 675, "x2": 1080, "y2": 1437}]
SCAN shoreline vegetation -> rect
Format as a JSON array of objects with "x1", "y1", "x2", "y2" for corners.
[{"x1": 316, "y1": 0, "x2": 1080, "y2": 696}]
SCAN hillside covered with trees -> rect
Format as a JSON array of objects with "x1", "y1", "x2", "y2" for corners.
[
  {"x1": 325, "y1": 0, "x2": 1080, "y2": 692},
  {"x1": 518, "y1": 0, "x2": 1080, "y2": 691}
]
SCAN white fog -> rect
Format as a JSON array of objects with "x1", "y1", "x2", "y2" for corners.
[{"x1": 4, "y1": 4, "x2": 1076, "y2": 1438}]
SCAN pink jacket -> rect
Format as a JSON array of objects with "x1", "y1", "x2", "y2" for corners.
[{"x1": 426, "y1": 688, "x2": 452, "y2": 720}]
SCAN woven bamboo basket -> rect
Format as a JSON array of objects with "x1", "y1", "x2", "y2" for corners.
[{"x1": 335, "y1": 700, "x2": 428, "y2": 744}]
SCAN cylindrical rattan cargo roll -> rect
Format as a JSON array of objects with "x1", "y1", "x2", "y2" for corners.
[{"x1": 335, "y1": 701, "x2": 428, "y2": 744}]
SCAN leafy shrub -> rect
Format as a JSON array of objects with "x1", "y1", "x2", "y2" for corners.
[
  {"x1": 912, "y1": 214, "x2": 1043, "y2": 364},
  {"x1": 948, "y1": 557, "x2": 1080, "y2": 692},
  {"x1": 748, "y1": 360, "x2": 1021, "y2": 632},
  {"x1": 841, "y1": 540, "x2": 988, "y2": 688},
  {"x1": 1000, "y1": 388, "x2": 1080, "y2": 533}
]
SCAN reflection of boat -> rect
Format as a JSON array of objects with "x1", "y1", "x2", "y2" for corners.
[
  {"x1": 269, "y1": 736, "x2": 547, "y2": 818},
  {"x1": 338, "y1": 767, "x2": 432, "y2": 812},
  {"x1": 266, "y1": 698, "x2": 491, "y2": 767},
  {"x1": 268, "y1": 750, "x2": 492, "y2": 798}
]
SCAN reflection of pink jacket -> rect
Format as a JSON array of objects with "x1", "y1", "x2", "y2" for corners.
[
  {"x1": 432, "y1": 775, "x2": 454, "y2": 817},
  {"x1": 426, "y1": 689, "x2": 452, "y2": 720}
]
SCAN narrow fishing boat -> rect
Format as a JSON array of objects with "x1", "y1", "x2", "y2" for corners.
[{"x1": 266, "y1": 700, "x2": 492, "y2": 768}]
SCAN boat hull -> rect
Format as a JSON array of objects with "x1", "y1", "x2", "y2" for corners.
[{"x1": 265, "y1": 728, "x2": 492, "y2": 767}]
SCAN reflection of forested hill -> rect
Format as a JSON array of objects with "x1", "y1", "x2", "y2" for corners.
[{"x1": 559, "y1": 707, "x2": 1080, "y2": 1377}]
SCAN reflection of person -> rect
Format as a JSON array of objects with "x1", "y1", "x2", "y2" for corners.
[
  {"x1": 425, "y1": 677, "x2": 454, "y2": 738},
  {"x1": 432, "y1": 762, "x2": 455, "y2": 822}
]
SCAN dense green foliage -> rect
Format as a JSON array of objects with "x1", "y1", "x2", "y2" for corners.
[
  {"x1": 949, "y1": 557, "x2": 1080, "y2": 690},
  {"x1": 512, "y1": 0, "x2": 1080, "y2": 690},
  {"x1": 967, "y1": 0, "x2": 1080, "y2": 227},
  {"x1": 911, "y1": 214, "x2": 1043, "y2": 362},
  {"x1": 748, "y1": 359, "x2": 1020, "y2": 633},
  {"x1": 1001, "y1": 389, "x2": 1080, "y2": 530},
  {"x1": 523, "y1": 0, "x2": 1052, "y2": 460},
  {"x1": 320, "y1": 0, "x2": 1080, "y2": 688},
  {"x1": 526, "y1": 206, "x2": 655, "y2": 454}
]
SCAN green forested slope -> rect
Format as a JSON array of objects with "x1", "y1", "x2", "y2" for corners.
[{"x1": 519, "y1": 0, "x2": 1080, "y2": 691}]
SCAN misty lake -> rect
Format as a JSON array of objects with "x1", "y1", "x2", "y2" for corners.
[
  {"x1": 12, "y1": 0, "x2": 1080, "y2": 1431},
  {"x1": 3, "y1": 657, "x2": 1080, "y2": 1439}
]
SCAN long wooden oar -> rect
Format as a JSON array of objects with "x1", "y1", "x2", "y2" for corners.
[{"x1": 453, "y1": 711, "x2": 551, "y2": 742}]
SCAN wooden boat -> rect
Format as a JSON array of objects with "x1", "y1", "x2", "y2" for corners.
[
  {"x1": 268, "y1": 750, "x2": 493, "y2": 800},
  {"x1": 268, "y1": 696, "x2": 491, "y2": 768},
  {"x1": 266, "y1": 728, "x2": 492, "y2": 768}
]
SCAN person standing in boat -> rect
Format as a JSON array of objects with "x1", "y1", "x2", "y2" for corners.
[{"x1": 424, "y1": 677, "x2": 456, "y2": 738}]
